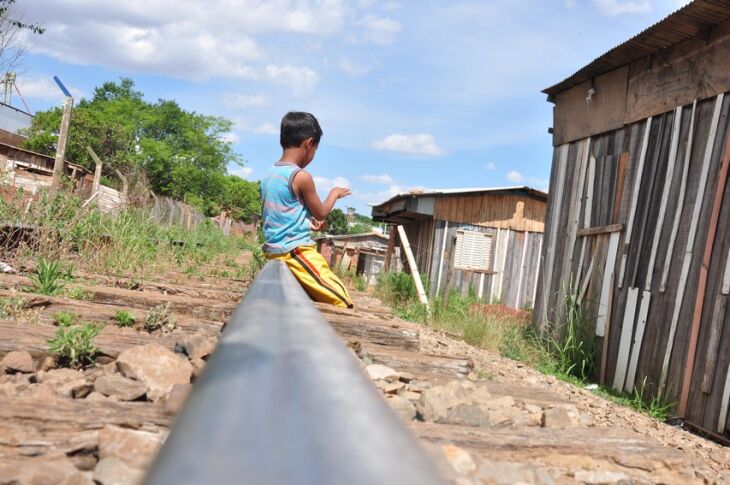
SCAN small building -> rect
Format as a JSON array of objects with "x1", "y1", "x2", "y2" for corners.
[
  {"x1": 371, "y1": 187, "x2": 547, "y2": 309},
  {"x1": 315, "y1": 232, "x2": 389, "y2": 286},
  {"x1": 535, "y1": 0, "x2": 730, "y2": 438}
]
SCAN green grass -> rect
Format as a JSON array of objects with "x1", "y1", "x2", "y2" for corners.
[
  {"x1": 145, "y1": 303, "x2": 176, "y2": 333},
  {"x1": 53, "y1": 311, "x2": 78, "y2": 327},
  {"x1": 28, "y1": 258, "x2": 66, "y2": 296},
  {"x1": 113, "y1": 310, "x2": 136, "y2": 327},
  {"x1": 65, "y1": 286, "x2": 92, "y2": 301}
]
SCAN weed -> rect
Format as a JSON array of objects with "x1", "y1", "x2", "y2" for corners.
[
  {"x1": 0, "y1": 295, "x2": 28, "y2": 319},
  {"x1": 65, "y1": 287, "x2": 93, "y2": 301},
  {"x1": 47, "y1": 322, "x2": 101, "y2": 367},
  {"x1": 113, "y1": 310, "x2": 136, "y2": 327},
  {"x1": 28, "y1": 258, "x2": 66, "y2": 295},
  {"x1": 145, "y1": 303, "x2": 176, "y2": 333},
  {"x1": 353, "y1": 274, "x2": 367, "y2": 292},
  {"x1": 53, "y1": 311, "x2": 78, "y2": 327}
]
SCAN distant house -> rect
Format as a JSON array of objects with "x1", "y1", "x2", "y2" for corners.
[
  {"x1": 315, "y1": 232, "x2": 389, "y2": 286},
  {"x1": 535, "y1": 0, "x2": 730, "y2": 438},
  {"x1": 371, "y1": 187, "x2": 547, "y2": 309}
]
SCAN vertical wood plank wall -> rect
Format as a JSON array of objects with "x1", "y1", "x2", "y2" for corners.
[
  {"x1": 426, "y1": 221, "x2": 543, "y2": 309},
  {"x1": 534, "y1": 93, "x2": 730, "y2": 437}
]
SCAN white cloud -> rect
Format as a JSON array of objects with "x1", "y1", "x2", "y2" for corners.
[
  {"x1": 359, "y1": 14, "x2": 401, "y2": 45},
  {"x1": 313, "y1": 176, "x2": 350, "y2": 191},
  {"x1": 265, "y1": 65, "x2": 319, "y2": 92},
  {"x1": 339, "y1": 58, "x2": 373, "y2": 77},
  {"x1": 372, "y1": 133, "x2": 444, "y2": 156},
  {"x1": 233, "y1": 117, "x2": 279, "y2": 136},
  {"x1": 506, "y1": 170, "x2": 525, "y2": 183},
  {"x1": 361, "y1": 174, "x2": 396, "y2": 185},
  {"x1": 485, "y1": 162, "x2": 496, "y2": 171},
  {"x1": 593, "y1": 0, "x2": 651, "y2": 16},
  {"x1": 223, "y1": 93, "x2": 268, "y2": 108},
  {"x1": 22, "y1": 1, "x2": 332, "y2": 89},
  {"x1": 219, "y1": 132, "x2": 240, "y2": 144},
  {"x1": 230, "y1": 166, "x2": 254, "y2": 179},
  {"x1": 16, "y1": 77, "x2": 84, "y2": 102}
]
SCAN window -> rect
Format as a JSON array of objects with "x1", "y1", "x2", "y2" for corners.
[{"x1": 454, "y1": 230, "x2": 493, "y2": 271}]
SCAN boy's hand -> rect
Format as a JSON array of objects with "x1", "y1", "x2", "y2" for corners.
[
  {"x1": 333, "y1": 187, "x2": 351, "y2": 199},
  {"x1": 311, "y1": 219, "x2": 327, "y2": 231}
]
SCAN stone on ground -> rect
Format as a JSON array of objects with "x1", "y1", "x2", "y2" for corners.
[
  {"x1": 178, "y1": 333, "x2": 217, "y2": 360},
  {"x1": 94, "y1": 374, "x2": 148, "y2": 401},
  {"x1": 477, "y1": 461, "x2": 555, "y2": 485},
  {"x1": 386, "y1": 394, "x2": 417, "y2": 421},
  {"x1": 441, "y1": 444, "x2": 477, "y2": 475},
  {"x1": 164, "y1": 383, "x2": 192, "y2": 415},
  {"x1": 541, "y1": 405, "x2": 583, "y2": 428},
  {"x1": 98, "y1": 425, "x2": 165, "y2": 468},
  {"x1": 116, "y1": 344, "x2": 193, "y2": 401},
  {"x1": 365, "y1": 364, "x2": 400, "y2": 382},
  {"x1": 0, "y1": 453, "x2": 82, "y2": 484},
  {"x1": 1, "y1": 351, "x2": 34, "y2": 373},
  {"x1": 93, "y1": 458, "x2": 144, "y2": 485}
]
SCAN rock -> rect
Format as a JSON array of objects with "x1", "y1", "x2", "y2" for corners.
[
  {"x1": 366, "y1": 364, "x2": 400, "y2": 383},
  {"x1": 1, "y1": 350, "x2": 34, "y2": 373},
  {"x1": 86, "y1": 391, "x2": 110, "y2": 401},
  {"x1": 573, "y1": 470, "x2": 631, "y2": 484},
  {"x1": 541, "y1": 405, "x2": 583, "y2": 428},
  {"x1": 94, "y1": 458, "x2": 145, "y2": 485},
  {"x1": 95, "y1": 374, "x2": 148, "y2": 401},
  {"x1": 442, "y1": 444, "x2": 477, "y2": 475},
  {"x1": 386, "y1": 395, "x2": 417, "y2": 421},
  {"x1": 116, "y1": 344, "x2": 193, "y2": 401},
  {"x1": 398, "y1": 371, "x2": 415, "y2": 383},
  {"x1": 37, "y1": 368, "x2": 84, "y2": 384},
  {"x1": 415, "y1": 381, "x2": 523, "y2": 427},
  {"x1": 178, "y1": 333, "x2": 217, "y2": 360},
  {"x1": 375, "y1": 380, "x2": 405, "y2": 394},
  {"x1": 39, "y1": 355, "x2": 59, "y2": 372},
  {"x1": 399, "y1": 390, "x2": 421, "y2": 401},
  {"x1": 0, "y1": 373, "x2": 30, "y2": 397},
  {"x1": 98, "y1": 425, "x2": 165, "y2": 468},
  {"x1": 164, "y1": 383, "x2": 193, "y2": 415},
  {"x1": 0, "y1": 453, "x2": 81, "y2": 484},
  {"x1": 62, "y1": 472, "x2": 96, "y2": 485},
  {"x1": 55, "y1": 378, "x2": 93, "y2": 399},
  {"x1": 190, "y1": 357, "x2": 206, "y2": 378},
  {"x1": 477, "y1": 461, "x2": 555, "y2": 485},
  {"x1": 467, "y1": 371, "x2": 478, "y2": 381}
]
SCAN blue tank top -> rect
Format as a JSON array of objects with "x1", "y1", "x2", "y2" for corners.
[{"x1": 260, "y1": 162, "x2": 314, "y2": 254}]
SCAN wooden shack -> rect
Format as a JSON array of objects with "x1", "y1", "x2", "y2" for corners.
[
  {"x1": 535, "y1": 0, "x2": 730, "y2": 438},
  {"x1": 0, "y1": 142, "x2": 90, "y2": 196},
  {"x1": 315, "y1": 232, "x2": 389, "y2": 286},
  {"x1": 372, "y1": 187, "x2": 546, "y2": 309}
]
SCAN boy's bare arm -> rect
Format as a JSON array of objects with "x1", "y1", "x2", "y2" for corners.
[{"x1": 292, "y1": 170, "x2": 350, "y2": 220}]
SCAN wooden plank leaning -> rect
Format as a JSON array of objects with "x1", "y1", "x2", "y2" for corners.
[
  {"x1": 613, "y1": 287, "x2": 639, "y2": 391},
  {"x1": 397, "y1": 225, "x2": 429, "y2": 307},
  {"x1": 659, "y1": 93, "x2": 724, "y2": 396},
  {"x1": 595, "y1": 231, "x2": 620, "y2": 337}
]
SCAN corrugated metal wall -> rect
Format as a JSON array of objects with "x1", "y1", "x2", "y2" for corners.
[{"x1": 534, "y1": 93, "x2": 730, "y2": 437}]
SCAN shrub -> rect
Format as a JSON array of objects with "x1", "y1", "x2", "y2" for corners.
[
  {"x1": 65, "y1": 287, "x2": 93, "y2": 301},
  {"x1": 53, "y1": 311, "x2": 78, "y2": 327},
  {"x1": 29, "y1": 258, "x2": 65, "y2": 295},
  {"x1": 113, "y1": 310, "x2": 136, "y2": 327},
  {"x1": 0, "y1": 295, "x2": 28, "y2": 320},
  {"x1": 47, "y1": 322, "x2": 101, "y2": 367},
  {"x1": 145, "y1": 303, "x2": 176, "y2": 333}
]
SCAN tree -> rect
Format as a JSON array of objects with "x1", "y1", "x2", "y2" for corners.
[
  {"x1": 22, "y1": 78, "x2": 259, "y2": 220},
  {"x1": 326, "y1": 208, "x2": 348, "y2": 235},
  {"x1": 0, "y1": 1, "x2": 44, "y2": 74}
]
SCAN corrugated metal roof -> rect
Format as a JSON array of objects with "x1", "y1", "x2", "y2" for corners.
[
  {"x1": 543, "y1": 0, "x2": 730, "y2": 96},
  {"x1": 369, "y1": 186, "x2": 548, "y2": 209}
]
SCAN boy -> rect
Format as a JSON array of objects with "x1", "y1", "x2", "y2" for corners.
[{"x1": 260, "y1": 112, "x2": 354, "y2": 308}]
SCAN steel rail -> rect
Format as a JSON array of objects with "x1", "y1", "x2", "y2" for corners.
[{"x1": 144, "y1": 260, "x2": 444, "y2": 485}]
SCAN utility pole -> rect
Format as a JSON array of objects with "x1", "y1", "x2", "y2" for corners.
[{"x1": 51, "y1": 76, "x2": 74, "y2": 193}]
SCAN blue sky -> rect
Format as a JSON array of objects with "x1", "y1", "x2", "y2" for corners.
[{"x1": 14, "y1": 0, "x2": 689, "y2": 215}]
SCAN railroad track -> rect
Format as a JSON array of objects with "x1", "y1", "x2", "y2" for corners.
[{"x1": 0, "y1": 260, "x2": 728, "y2": 484}]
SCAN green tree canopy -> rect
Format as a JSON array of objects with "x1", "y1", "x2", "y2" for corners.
[
  {"x1": 326, "y1": 208, "x2": 348, "y2": 235},
  {"x1": 22, "y1": 78, "x2": 259, "y2": 221}
]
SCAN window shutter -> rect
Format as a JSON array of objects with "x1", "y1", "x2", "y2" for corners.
[{"x1": 454, "y1": 230, "x2": 493, "y2": 271}]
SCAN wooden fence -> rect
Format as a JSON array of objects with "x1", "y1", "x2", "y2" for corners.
[{"x1": 535, "y1": 93, "x2": 730, "y2": 438}]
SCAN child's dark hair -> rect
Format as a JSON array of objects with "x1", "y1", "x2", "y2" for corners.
[{"x1": 280, "y1": 112, "x2": 323, "y2": 149}]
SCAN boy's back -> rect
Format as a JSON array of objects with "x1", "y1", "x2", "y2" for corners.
[{"x1": 260, "y1": 112, "x2": 353, "y2": 308}]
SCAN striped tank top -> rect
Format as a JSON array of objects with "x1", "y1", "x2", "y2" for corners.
[{"x1": 260, "y1": 162, "x2": 314, "y2": 254}]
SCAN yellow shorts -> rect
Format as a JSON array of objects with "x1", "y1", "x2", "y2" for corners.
[{"x1": 265, "y1": 245, "x2": 353, "y2": 308}]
